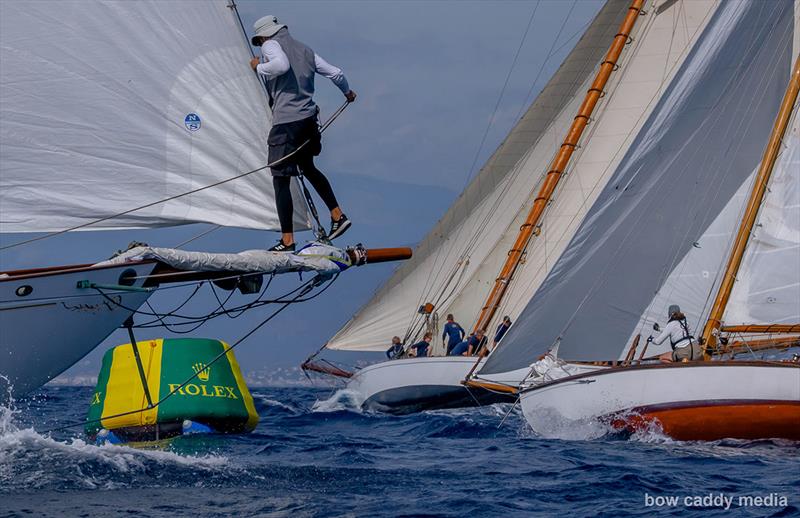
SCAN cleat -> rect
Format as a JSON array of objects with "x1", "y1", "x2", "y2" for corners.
[
  {"x1": 268, "y1": 239, "x2": 295, "y2": 252},
  {"x1": 328, "y1": 214, "x2": 351, "y2": 241}
]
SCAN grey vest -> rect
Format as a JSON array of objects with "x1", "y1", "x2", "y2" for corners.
[{"x1": 267, "y1": 29, "x2": 318, "y2": 125}]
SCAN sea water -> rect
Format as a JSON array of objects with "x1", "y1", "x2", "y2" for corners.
[{"x1": 1, "y1": 386, "x2": 798, "y2": 517}]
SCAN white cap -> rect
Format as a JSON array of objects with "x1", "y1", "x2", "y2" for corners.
[{"x1": 252, "y1": 15, "x2": 286, "y2": 45}]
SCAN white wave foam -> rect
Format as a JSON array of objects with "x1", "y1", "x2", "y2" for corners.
[
  {"x1": 520, "y1": 406, "x2": 616, "y2": 441},
  {"x1": 311, "y1": 389, "x2": 364, "y2": 413},
  {"x1": 431, "y1": 402, "x2": 518, "y2": 418},
  {"x1": 627, "y1": 419, "x2": 674, "y2": 444},
  {"x1": 252, "y1": 394, "x2": 298, "y2": 413},
  {"x1": 0, "y1": 391, "x2": 229, "y2": 490}
]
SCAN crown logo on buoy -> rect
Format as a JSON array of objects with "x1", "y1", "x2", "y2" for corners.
[{"x1": 192, "y1": 362, "x2": 211, "y2": 382}]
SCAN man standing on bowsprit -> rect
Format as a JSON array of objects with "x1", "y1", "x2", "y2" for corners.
[{"x1": 250, "y1": 15, "x2": 356, "y2": 252}]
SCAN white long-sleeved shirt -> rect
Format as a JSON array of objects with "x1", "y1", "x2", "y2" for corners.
[
  {"x1": 256, "y1": 40, "x2": 350, "y2": 95},
  {"x1": 651, "y1": 319, "x2": 692, "y2": 349}
]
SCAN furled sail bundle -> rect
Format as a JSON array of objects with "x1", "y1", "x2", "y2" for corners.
[
  {"x1": 0, "y1": 0, "x2": 308, "y2": 233},
  {"x1": 481, "y1": 0, "x2": 798, "y2": 374}
]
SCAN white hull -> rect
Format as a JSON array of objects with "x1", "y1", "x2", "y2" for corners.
[
  {"x1": 345, "y1": 355, "x2": 605, "y2": 414},
  {"x1": 519, "y1": 361, "x2": 800, "y2": 441},
  {"x1": 1, "y1": 262, "x2": 156, "y2": 397},
  {"x1": 346, "y1": 356, "x2": 517, "y2": 413}
]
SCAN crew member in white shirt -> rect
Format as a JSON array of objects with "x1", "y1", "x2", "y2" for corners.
[
  {"x1": 249, "y1": 15, "x2": 356, "y2": 252},
  {"x1": 648, "y1": 304, "x2": 700, "y2": 363}
]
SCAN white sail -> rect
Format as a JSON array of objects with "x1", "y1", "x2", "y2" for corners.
[
  {"x1": 586, "y1": 2, "x2": 800, "y2": 359},
  {"x1": 481, "y1": 0, "x2": 797, "y2": 373},
  {"x1": 327, "y1": 0, "x2": 721, "y2": 353},
  {"x1": 724, "y1": 103, "x2": 800, "y2": 326},
  {"x1": 325, "y1": 0, "x2": 632, "y2": 352},
  {"x1": 0, "y1": 0, "x2": 309, "y2": 233},
  {"x1": 452, "y1": 0, "x2": 724, "y2": 330}
]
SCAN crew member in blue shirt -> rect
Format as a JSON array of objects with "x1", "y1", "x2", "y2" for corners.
[
  {"x1": 386, "y1": 336, "x2": 404, "y2": 359},
  {"x1": 492, "y1": 316, "x2": 512, "y2": 351},
  {"x1": 467, "y1": 328, "x2": 488, "y2": 356},
  {"x1": 410, "y1": 332, "x2": 432, "y2": 358},
  {"x1": 449, "y1": 329, "x2": 487, "y2": 356},
  {"x1": 441, "y1": 314, "x2": 465, "y2": 355}
]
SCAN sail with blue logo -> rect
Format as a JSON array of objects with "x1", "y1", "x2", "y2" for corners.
[{"x1": 0, "y1": 0, "x2": 310, "y2": 233}]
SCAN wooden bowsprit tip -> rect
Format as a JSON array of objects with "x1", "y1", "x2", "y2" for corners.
[{"x1": 346, "y1": 246, "x2": 412, "y2": 266}]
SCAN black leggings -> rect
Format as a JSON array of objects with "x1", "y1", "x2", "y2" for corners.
[{"x1": 273, "y1": 155, "x2": 339, "y2": 234}]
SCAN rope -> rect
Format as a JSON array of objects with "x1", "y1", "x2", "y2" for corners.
[
  {"x1": 94, "y1": 272, "x2": 335, "y2": 330},
  {"x1": 42, "y1": 273, "x2": 337, "y2": 435},
  {"x1": 0, "y1": 101, "x2": 350, "y2": 252},
  {"x1": 173, "y1": 225, "x2": 223, "y2": 250},
  {"x1": 298, "y1": 174, "x2": 327, "y2": 240}
]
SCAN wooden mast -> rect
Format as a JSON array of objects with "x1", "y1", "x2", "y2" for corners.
[
  {"x1": 470, "y1": 0, "x2": 645, "y2": 336},
  {"x1": 700, "y1": 54, "x2": 800, "y2": 357},
  {"x1": 462, "y1": 0, "x2": 645, "y2": 386}
]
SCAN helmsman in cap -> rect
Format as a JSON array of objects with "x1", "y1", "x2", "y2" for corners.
[{"x1": 249, "y1": 16, "x2": 356, "y2": 252}]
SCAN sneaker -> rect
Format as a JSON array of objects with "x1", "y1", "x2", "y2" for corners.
[
  {"x1": 269, "y1": 239, "x2": 295, "y2": 252},
  {"x1": 328, "y1": 214, "x2": 352, "y2": 240}
]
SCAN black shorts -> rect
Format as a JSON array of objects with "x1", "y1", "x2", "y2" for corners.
[{"x1": 267, "y1": 116, "x2": 322, "y2": 177}]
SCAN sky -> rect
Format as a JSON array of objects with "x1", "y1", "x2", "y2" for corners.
[{"x1": 1, "y1": 0, "x2": 604, "y2": 385}]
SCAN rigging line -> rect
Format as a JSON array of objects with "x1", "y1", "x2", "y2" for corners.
[
  {"x1": 42, "y1": 276, "x2": 330, "y2": 435},
  {"x1": 92, "y1": 271, "x2": 304, "y2": 324},
  {"x1": 498, "y1": 396, "x2": 521, "y2": 429},
  {"x1": 174, "y1": 225, "x2": 223, "y2": 250},
  {"x1": 441, "y1": 3, "x2": 607, "y2": 333},
  {"x1": 141, "y1": 299, "x2": 216, "y2": 334},
  {"x1": 210, "y1": 273, "x2": 275, "y2": 319},
  {"x1": 406, "y1": 1, "x2": 543, "y2": 315},
  {"x1": 460, "y1": 0, "x2": 605, "y2": 259},
  {"x1": 141, "y1": 272, "x2": 336, "y2": 326},
  {"x1": 461, "y1": 0, "x2": 541, "y2": 188},
  {"x1": 513, "y1": 0, "x2": 580, "y2": 123},
  {"x1": 298, "y1": 174, "x2": 326, "y2": 238},
  {"x1": 419, "y1": 0, "x2": 583, "y2": 301},
  {"x1": 438, "y1": 11, "x2": 636, "y2": 346},
  {"x1": 136, "y1": 272, "x2": 332, "y2": 333},
  {"x1": 227, "y1": 0, "x2": 271, "y2": 98},
  {"x1": 0, "y1": 101, "x2": 350, "y2": 252},
  {"x1": 405, "y1": 13, "x2": 595, "y2": 347},
  {"x1": 229, "y1": 0, "x2": 256, "y2": 59},
  {"x1": 135, "y1": 277, "x2": 239, "y2": 331},
  {"x1": 139, "y1": 282, "x2": 206, "y2": 323},
  {"x1": 136, "y1": 274, "x2": 322, "y2": 324}
]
